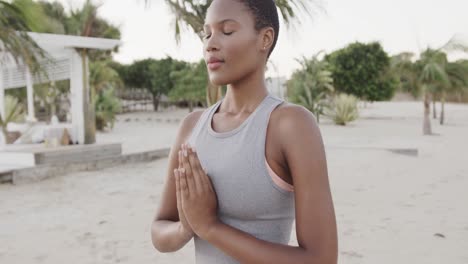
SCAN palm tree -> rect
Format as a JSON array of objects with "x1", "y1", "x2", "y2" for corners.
[
  {"x1": 89, "y1": 60, "x2": 123, "y2": 131},
  {"x1": 89, "y1": 60, "x2": 123, "y2": 95},
  {"x1": 418, "y1": 49, "x2": 450, "y2": 134},
  {"x1": 391, "y1": 51, "x2": 437, "y2": 135},
  {"x1": 418, "y1": 49, "x2": 468, "y2": 126},
  {"x1": 439, "y1": 60, "x2": 468, "y2": 124},
  {"x1": 62, "y1": 0, "x2": 120, "y2": 143},
  {"x1": 287, "y1": 52, "x2": 334, "y2": 122},
  {"x1": 0, "y1": 0, "x2": 47, "y2": 71},
  {"x1": 447, "y1": 60, "x2": 468, "y2": 102},
  {"x1": 392, "y1": 50, "x2": 468, "y2": 133},
  {"x1": 146, "y1": 0, "x2": 321, "y2": 106},
  {"x1": 67, "y1": 1, "x2": 100, "y2": 144}
]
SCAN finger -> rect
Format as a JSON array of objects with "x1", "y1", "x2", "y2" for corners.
[
  {"x1": 174, "y1": 169, "x2": 181, "y2": 202},
  {"x1": 179, "y1": 167, "x2": 190, "y2": 199},
  {"x1": 188, "y1": 146, "x2": 205, "y2": 192},
  {"x1": 181, "y1": 144, "x2": 196, "y2": 194},
  {"x1": 205, "y1": 174, "x2": 215, "y2": 193},
  {"x1": 190, "y1": 146, "x2": 211, "y2": 190},
  {"x1": 190, "y1": 146, "x2": 206, "y2": 177},
  {"x1": 174, "y1": 169, "x2": 183, "y2": 218},
  {"x1": 178, "y1": 150, "x2": 183, "y2": 169}
]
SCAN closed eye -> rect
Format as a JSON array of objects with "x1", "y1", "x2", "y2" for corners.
[{"x1": 202, "y1": 31, "x2": 233, "y2": 39}]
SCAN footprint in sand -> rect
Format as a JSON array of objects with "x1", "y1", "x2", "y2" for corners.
[
  {"x1": 34, "y1": 254, "x2": 48, "y2": 263},
  {"x1": 352, "y1": 186, "x2": 366, "y2": 192},
  {"x1": 341, "y1": 251, "x2": 364, "y2": 258}
]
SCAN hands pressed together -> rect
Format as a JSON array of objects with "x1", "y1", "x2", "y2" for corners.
[{"x1": 174, "y1": 143, "x2": 219, "y2": 239}]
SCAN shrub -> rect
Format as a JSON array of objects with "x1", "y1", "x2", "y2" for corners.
[
  {"x1": 95, "y1": 87, "x2": 122, "y2": 131},
  {"x1": 325, "y1": 93, "x2": 359, "y2": 126}
]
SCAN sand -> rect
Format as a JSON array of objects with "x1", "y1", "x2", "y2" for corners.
[{"x1": 0, "y1": 101, "x2": 467, "y2": 263}]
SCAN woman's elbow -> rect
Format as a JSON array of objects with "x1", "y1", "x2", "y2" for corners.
[{"x1": 150, "y1": 221, "x2": 174, "y2": 253}]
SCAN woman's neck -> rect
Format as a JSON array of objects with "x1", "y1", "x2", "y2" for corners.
[{"x1": 221, "y1": 68, "x2": 269, "y2": 114}]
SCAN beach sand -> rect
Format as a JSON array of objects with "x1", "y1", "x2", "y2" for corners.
[{"x1": 0, "y1": 101, "x2": 467, "y2": 263}]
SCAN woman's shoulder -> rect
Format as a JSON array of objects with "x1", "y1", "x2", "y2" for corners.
[
  {"x1": 176, "y1": 109, "x2": 205, "y2": 143},
  {"x1": 182, "y1": 109, "x2": 205, "y2": 126},
  {"x1": 269, "y1": 101, "x2": 321, "y2": 148},
  {"x1": 271, "y1": 101, "x2": 318, "y2": 126},
  {"x1": 179, "y1": 101, "x2": 222, "y2": 136}
]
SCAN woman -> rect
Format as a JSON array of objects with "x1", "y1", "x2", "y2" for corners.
[{"x1": 151, "y1": 0, "x2": 338, "y2": 263}]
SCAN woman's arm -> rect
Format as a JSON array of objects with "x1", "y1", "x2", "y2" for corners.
[
  {"x1": 151, "y1": 220, "x2": 193, "y2": 252},
  {"x1": 150, "y1": 110, "x2": 204, "y2": 252},
  {"x1": 195, "y1": 105, "x2": 338, "y2": 263}
]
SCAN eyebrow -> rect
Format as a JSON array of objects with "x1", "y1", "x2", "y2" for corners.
[{"x1": 203, "y1": 19, "x2": 238, "y2": 29}]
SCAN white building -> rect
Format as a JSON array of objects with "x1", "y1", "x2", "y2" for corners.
[{"x1": 0, "y1": 32, "x2": 121, "y2": 145}]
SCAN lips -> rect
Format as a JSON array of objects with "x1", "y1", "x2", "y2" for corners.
[{"x1": 207, "y1": 57, "x2": 224, "y2": 71}]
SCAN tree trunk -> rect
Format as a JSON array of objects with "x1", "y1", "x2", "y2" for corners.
[
  {"x1": 432, "y1": 96, "x2": 437, "y2": 119},
  {"x1": 423, "y1": 92, "x2": 432, "y2": 135},
  {"x1": 152, "y1": 94, "x2": 160, "y2": 112},
  {"x1": 440, "y1": 92, "x2": 445, "y2": 125},
  {"x1": 188, "y1": 100, "x2": 194, "y2": 113},
  {"x1": 1, "y1": 127, "x2": 7, "y2": 145},
  {"x1": 82, "y1": 50, "x2": 96, "y2": 144}
]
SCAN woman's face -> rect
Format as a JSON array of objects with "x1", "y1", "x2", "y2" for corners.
[{"x1": 203, "y1": 0, "x2": 265, "y2": 86}]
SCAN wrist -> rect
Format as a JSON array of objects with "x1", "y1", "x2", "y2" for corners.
[
  {"x1": 199, "y1": 219, "x2": 223, "y2": 241},
  {"x1": 177, "y1": 222, "x2": 194, "y2": 240}
]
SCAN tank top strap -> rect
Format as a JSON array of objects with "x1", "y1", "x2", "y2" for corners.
[
  {"x1": 187, "y1": 99, "x2": 222, "y2": 146},
  {"x1": 248, "y1": 93, "x2": 284, "y2": 139},
  {"x1": 249, "y1": 93, "x2": 285, "y2": 175}
]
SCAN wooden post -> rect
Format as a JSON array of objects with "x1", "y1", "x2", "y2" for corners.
[
  {"x1": 25, "y1": 66, "x2": 36, "y2": 122},
  {"x1": 0, "y1": 68, "x2": 4, "y2": 121},
  {"x1": 70, "y1": 50, "x2": 86, "y2": 144}
]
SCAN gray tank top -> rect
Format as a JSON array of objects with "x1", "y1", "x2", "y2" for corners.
[{"x1": 187, "y1": 92, "x2": 295, "y2": 263}]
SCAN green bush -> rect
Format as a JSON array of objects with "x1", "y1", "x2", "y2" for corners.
[
  {"x1": 0, "y1": 95, "x2": 25, "y2": 143},
  {"x1": 326, "y1": 42, "x2": 397, "y2": 101},
  {"x1": 95, "y1": 87, "x2": 122, "y2": 131},
  {"x1": 287, "y1": 53, "x2": 335, "y2": 123},
  {"x1": 325, "y1": 93, "x2": 359, "y2": 126}
]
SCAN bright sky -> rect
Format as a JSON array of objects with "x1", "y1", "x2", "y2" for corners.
[{"x1": 53, "y1": 0, "x2": 468, "y2": 78}]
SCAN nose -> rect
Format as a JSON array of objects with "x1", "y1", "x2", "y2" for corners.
[{"x1": 204, "y1": 33, "x2": 219, "y2": 53}]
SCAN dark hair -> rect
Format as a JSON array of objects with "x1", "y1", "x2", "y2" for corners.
[{"x1": 236, "y1": 0, "x2": 280, "y2": 59}]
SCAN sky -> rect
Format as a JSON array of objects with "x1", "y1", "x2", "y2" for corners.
[{"x1": 52, "y1": 0, "x2": 468, "y2": 78}]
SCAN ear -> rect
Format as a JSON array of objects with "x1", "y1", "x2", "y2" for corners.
[{"x1": 259, "y1": 27, "x2": 275, "y2": 53}]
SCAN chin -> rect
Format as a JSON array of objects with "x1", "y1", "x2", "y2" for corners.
[{"x1": 208, "y1": 74, "x2": 232, "y2": 86}]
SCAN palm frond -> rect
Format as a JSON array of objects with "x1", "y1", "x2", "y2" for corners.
[
  {"x1": 0, "y1": 1, "x2": 48, "y2": 71},
  {"x1": 157, "y1": 0, "x2": 322, "y2": 43}
]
